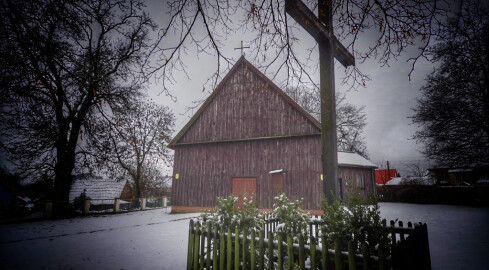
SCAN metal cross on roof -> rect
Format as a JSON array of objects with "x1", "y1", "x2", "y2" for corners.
[{"x1": 234, "y1": 40, "x2": 250, "y2": 56}]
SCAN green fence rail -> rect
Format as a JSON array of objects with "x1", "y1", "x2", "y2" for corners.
[{"x1": 186, "y1": 218, "x2": 431, "y2": 270}]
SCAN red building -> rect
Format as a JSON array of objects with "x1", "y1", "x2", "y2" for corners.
[
  {"x1": 375, "y1": 169, "x2": 397, "y2": 185},
  {"x1": 169, "y1": 57, "x2": 376, "y2": 213}
]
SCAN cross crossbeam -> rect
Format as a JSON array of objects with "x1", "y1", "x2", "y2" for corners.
[
  {"x1": 234, "y1": 40, "x2": 250, "y2": 56},
  {"x1": 285, "y1": 0, "x2": 354, "y2": 67}
]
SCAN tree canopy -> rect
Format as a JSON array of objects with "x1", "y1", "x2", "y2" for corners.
[
  {"x1": 412, "y1": 0, "x2": 489, "y2": 167},
  {"x1": 0, "y1": 0, "x2": 156, "y2": 201},
  {"x1": 91, "y1": 100, "x2": 174, "y2": 198},
  {"x1": 284, "y1": 87, "x2": 368, "y2": 157},
  {"x1": 154, "y1": 0, "x2": 448, "y2": 93}
]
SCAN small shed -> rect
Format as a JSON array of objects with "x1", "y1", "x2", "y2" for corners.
[
  {"x1": 69, "y1": 174, "x2": 133, "y2": 202},
  {"x1": 338, "y1": 152, "x2": 378, "y2": 200}
]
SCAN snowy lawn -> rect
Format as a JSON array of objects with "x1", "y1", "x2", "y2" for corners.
[{"x1": 0, "y1": 203, "x2": 488, "y2": 270}]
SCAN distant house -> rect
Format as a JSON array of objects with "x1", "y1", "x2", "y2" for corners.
[
  {"x1": 69, "y1": 174, "x2": 133, "y2": 202},
  {"x1": 383, "y1": 174, "x2": 435, "y2": 186},
  {"x1": 428, "y1": 166, "x2": 489, "y2": 186},
  {"x1": 375, "y1": 169, "x2": 397, "y2": 185},
  {"x1": 169, "y1": 56, "x2": 377, "y2": 213}
]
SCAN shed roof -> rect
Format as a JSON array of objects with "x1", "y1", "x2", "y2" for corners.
[
  {"x1": 69, "y1": 174, "x2": 128, "y2": 201},
  {"x1": 338, "y1": 152, "x2": 377, "y2": 168}
]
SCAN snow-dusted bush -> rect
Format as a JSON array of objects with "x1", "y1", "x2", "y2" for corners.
[
  {"x1": 272, "y1": 194, "x2": 310, "y2": 238},
  {"x1": 322, "y1": 195, "x2": 390, "y2": 255},
  {"x1": 201, "y1": 195, "x2": 264, "y2": 231},
  {"x1": 321, "y1": 198, "x2": 350, "y2": 240}
]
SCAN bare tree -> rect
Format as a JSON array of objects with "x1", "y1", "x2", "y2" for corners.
[
  {"x1": 91, "y1": 100, "x2": 174, "y2": 198},
  {"x1": 152, "y1": 0, "x2": 449, "y2": 94},
  {"x1": 284, "y1": 87, "x2": 368, "y2": 157},
  {"x1": 412, "y1": 0, "x2": 489, "y2": 167},
  {"x1": 0, "y1": 0, "x2": 156, "y2": 202}
]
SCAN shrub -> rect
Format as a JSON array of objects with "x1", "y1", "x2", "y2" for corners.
[
  {"x1": 272, "y1": 193, "x2": 310, "y2": 238},
  {"x1": 321, "y1": 198, "x2": 351, "y2": 240},
  {"x1": 322, "y1": 194, "x2": 390, "y2": 255},
  {"x1": 201, "y1": 195, "x2": 264, "y2": 231}
]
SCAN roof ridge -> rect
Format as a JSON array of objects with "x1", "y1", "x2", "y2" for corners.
[{"x1": 168, "y1": 57, "x2": 321, "y2": 148}]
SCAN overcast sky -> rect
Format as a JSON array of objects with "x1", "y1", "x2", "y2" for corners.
[{"x1": 143, "y1": 1, "x2": 439, "y2": 176}]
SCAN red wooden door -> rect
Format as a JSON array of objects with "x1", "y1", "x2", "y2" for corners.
[{"x1": 232, "y1": 177, "x2": 257, "y2": 207}]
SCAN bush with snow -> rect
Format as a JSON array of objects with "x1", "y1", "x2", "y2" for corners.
[
  {"x1": 322, "y1": 195, "x2": 390, "y2": 255},
  {"x1": 201, "y1": 195, "x2": 264, "y2": 231},
  {"x1": 271, "y1": 194, "x2": 310, "y2": 238}
]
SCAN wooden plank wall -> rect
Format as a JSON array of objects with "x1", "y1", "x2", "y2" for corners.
[
  {"x1": 172, "y1": 135, "x2": 375, "y2": 210},
  {"x1": 179, "y1": 62, "x2": 319, "y2": 144},
  {"x1": 338, "y1": 167, "x2": 376, "y2": 200},
  {"x1": 172, "y1": 136, "x2": 323, "y2": 210}
]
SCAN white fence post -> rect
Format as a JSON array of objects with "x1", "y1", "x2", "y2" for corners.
[
  {"x1": 141, "y1": 198, "x2": 146, "y2": 210},
  {"x1": 163, "y1": 196, "x2": 167, "y2": 208},
  {"x1": 83, "y1": 199, "x2": 91, "y2": 215},
  {"x1": 114, "y1": 198, "x2": 120, "y2": 212}
]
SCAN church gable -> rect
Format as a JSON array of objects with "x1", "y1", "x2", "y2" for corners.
[{"x1": 170, "y1": 57, "x2": 320, "y2": 147}]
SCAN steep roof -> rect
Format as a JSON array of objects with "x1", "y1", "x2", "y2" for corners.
[
  {"x1": 168, "y1": 56, "x2": 321, "y2": 148},
  {"x1": 69, "y1": 174, "x2": 128, "y2": 201},
  {"x1": 338, "y1": 152, "x2": 377, "y2": 168}
]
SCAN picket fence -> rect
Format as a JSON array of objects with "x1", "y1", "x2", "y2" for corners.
[{"x1": 186, "y1": 217, "x2": 431, "y2": 270}]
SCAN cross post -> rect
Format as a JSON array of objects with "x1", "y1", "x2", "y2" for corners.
[
  {"x1": 285, "y1": 0, "x2": 355, "y2": 203},
  {"x1": 234, "y1": 40, "x2": 250, "y2": 56}
]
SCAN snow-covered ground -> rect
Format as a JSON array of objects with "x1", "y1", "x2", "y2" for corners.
[
  {"x1": 380, "y1": 203, "x2": 489, "y2": 270},
  {"x1": 0, "y1": 203, "x2": 488, "y2": 270}
]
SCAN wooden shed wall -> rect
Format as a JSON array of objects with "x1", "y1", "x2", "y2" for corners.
[
  {"x1": 338, "y1": 167, "x2": 376, "y2": 200},
  {"x1": 179, "y1": 62, "x2": 319, "y2": 144},
  {"x1": 172, "y1": 136, "x2": 323, "y2": 210},
  {"x1": 120, "y1": 182, "x2": 133, "y2": 199}
]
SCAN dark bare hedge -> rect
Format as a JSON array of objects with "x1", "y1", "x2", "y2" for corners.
[{"x1": 377, "y1": 185, "x2": 489, "y2": 206}]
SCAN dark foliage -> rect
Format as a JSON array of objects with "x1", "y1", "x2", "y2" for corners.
[
  {"x1": 412, "y1": 0, "x2": 489, "y2": 167},
  {"x1": 0, "y1": 0, "x2": 156, "y2": 202}
]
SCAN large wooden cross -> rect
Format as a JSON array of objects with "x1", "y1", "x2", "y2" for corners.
[{"x1": 285, "y1": 0, "x2": 355, "y2": 203}]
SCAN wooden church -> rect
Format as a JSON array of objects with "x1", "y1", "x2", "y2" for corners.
[{"x1": 169, "y1": 56, "x2": 376, "y2": 213}]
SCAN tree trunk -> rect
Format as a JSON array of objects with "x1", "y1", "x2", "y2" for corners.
[
  {"x1": 52, "y1": 118, "x2": 80, "y2": 216},
  {"x1": 54, "y1": 155, "x2": 75, "y2": 201},
  {"x1": 134, "y1": 167, "x2": 142, "y2": 198}
]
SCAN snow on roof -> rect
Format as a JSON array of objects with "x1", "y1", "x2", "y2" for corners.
[
  {"x1": 385, "y1": 177, "x2": 402, "y2": 185},
  {"x1": 338, "y1": 152, "x2": 377, "y2": 168},
  {"x1": 69, "y1": 174, "x2": 128, "y2": 201}
]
